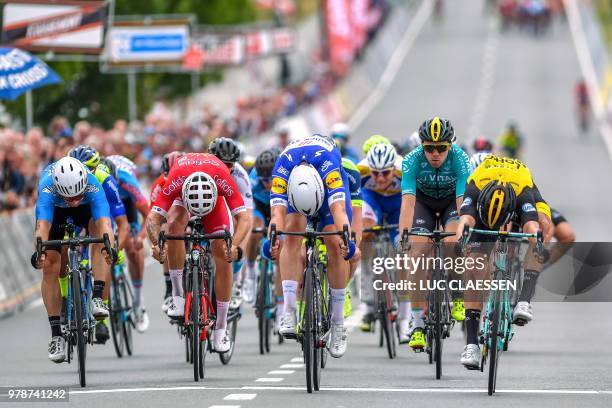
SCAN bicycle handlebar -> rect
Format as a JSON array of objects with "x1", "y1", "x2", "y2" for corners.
[
  {"x1": 37, "y1": 233, "x2": 113, "y2": 259},
  {"x1": 158, "y1": 229, "x2": 232, "y2": 264},
  {"x1": 459, "y1": 224, "x2": 547, "y2": 262},
  {"x1": 268, "y1": 224, "x2": 350, "y2": 259},
  {"x1": 362, "y1": 224, "x2": 399, "y2": 233}
]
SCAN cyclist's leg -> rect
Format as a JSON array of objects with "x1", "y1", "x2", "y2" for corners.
[
  {"x1": 165, "y1": 200, "x2": 190, "y2": 318},
  {"x1": 122, "y1": 199, "x2": 145, "y2": 310},
  {"x1": 360, "y1": 191, "x2": 382, "y2": 330},
  {"x1": 440, "y1": 197, "x2": 465, "y2": 321},
  {"x1": 244, "y1": 203, "x2": 268, "y2": 302}
]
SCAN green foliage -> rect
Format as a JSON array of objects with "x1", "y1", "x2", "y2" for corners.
[
  {"x1": 3, "y1": 0, "x2": 256, "y2": 130},
  {"x1": 595, "y1": 0, "x2": 612, "y2": 50}
]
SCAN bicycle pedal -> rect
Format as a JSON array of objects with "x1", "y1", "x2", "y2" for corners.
[
  {"x1": 411, "y1": 347, "x2": 425, "y2": 353},
  {"x1": 464, "y1": 365, "x2": 480, "y2": 371},
  {"x1": 513, "y1": 318, "x2": 527, "y2": 326}
]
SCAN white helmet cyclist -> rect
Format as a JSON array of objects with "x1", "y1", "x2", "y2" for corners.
[
  {"x1": 469, "y1": 152, "x2": 491, "y2": 173},
  {"x1": 367, "y1": 143, "x2": 397, "y2": 170},
  {"x1": 53, "y1": 157, "x2": 89, "y2": 198},
  {"x1": 288, "y1": 164, "x2": 325, "y2": 217},
  {"x1": 181, "y1": 172, "x2": 218, "y2": 217}
]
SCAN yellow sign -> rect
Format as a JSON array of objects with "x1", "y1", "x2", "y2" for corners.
[
  {"x1": 325, "y1": 170, "x2": 343, "y2": 189},
  {"x1": 271, "y1": 177, "x2": 287, "y2": 194}
]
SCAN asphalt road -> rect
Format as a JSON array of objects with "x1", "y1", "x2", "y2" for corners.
[{"x1": 2, "y1": 0, "x2": 612, "y2": 407}]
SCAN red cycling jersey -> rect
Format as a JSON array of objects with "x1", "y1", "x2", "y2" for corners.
[
  {"x1": 150, "y1": 173, "x2": 166, "y2": 210},
  {"x1": 152, "y1": 153, "x2": 246, "y2": 219}
]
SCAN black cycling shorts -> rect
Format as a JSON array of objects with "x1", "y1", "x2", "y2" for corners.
[
  {"x1": 412, "y1": 191, "x2": 459, "y2": 233},
  {"x1": 551, "y1": 208, "x2": 567, "y2": 226},
  {"x1": 122, "y1": 198, "x2": 139, "y2": 226},
  {"x1": 46, "y1": 205, "x2": 92, "y2": 252}
]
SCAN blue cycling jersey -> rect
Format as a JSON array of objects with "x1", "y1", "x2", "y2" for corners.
[
  {"x1": 94, "y1": 166, "x2": 126, "y2": 219},
  {"x1": 35, "y1": 163, "x2": 111, "y2": 223},
  {"x1": 270, "y1": 136, "x2": 346, "y2": 208},
  {"x1": 249, "y1": 168, "x2": 270, "y2": 205},
  {"x1": 401, "y1": 144, "x2": 471, "y2": 199},
  {"x1": 107, "y1": 155, "x2": 147, "y2": 205}
]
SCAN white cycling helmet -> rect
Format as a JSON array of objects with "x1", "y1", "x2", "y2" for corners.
[
  {"x1": 331, "y1": 122, "x2": 350, "y2": 138},
  {"x1": 367, "y1": 143, "x2": 397, "y2": 170},
  {"x1": 181, "y1": 172, "x2": 218, "y2": 217},
  {"x1": 288, "y1": 164, "x2": 325, "y2": 217},
  {"x1": 53, "y1": 157, "x2": 89, "y2": 198},
  {"x1": 406, "y1": 131, "x2": 421, "y2": 152},
  {"x1": 469, "y1": 152, "x2": 491, "y2": 173}
]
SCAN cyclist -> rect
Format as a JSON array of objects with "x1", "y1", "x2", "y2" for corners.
[
  {"x1": 575, "y1": 78, "x2": 590, "y2": 132},
  {"x1": 456, "y1": 154, "x2": 551, "y2": 369},
  {"x1": 331, "y1": 122, "x2": 360, "y2": 163},
  {"x1": 362, "y1": 134, "x2": 391, "y2": 156},
  {"x1": 106, "y1": 154, "x2": 151, "y2": 333},
  {"x1": 152, "y1": 151, "x2": 184, "y2": 313},
  {"x1": 68, "y1": 146, "x2": 129, "y2": 344},
  {"x1": 498, "y1": 121, "x2": 523, "y2": 159},
  {"x1": 267, "y1": 134, "x2": 357, "y2": 358},
  {"x1": 472, "y1": 136, "x2": 493, "y2": 154},
  {"x1": 356, "y1": 143, "x2": 408, "y2": 338},
  {"x1": 147, "y1": 153, "x2": 251, "y2": 352},
  {"x1": 208, "y1": 137, "x2": 254, "y2": 308},
  {"x1": 398, "y1": 117, "x2": 471, "y2": 351},
  {"x1": 32, "y1": 157, "x2": 116, "y2": 363}
]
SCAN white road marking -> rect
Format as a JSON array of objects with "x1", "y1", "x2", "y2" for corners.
[
  {"x1": 71, "y1": 386, "x2": 241, "y2": 395},
  {"x1": 255, "y1": 378, "x2": 284, "y2": 383},
  {"x1": 348, "y1": 0, "x2": 434, "y2": 132},
  {"x1": 268, "y1": 370, "x2": 295, "y2": 375},
  {"x1": 290, "y1": 357, "x2": 303, "y2": 363},
  {"x1": 280, "y1": 364, "x2": 304, "y2": 369},
  {"x1": 209, "y1": 406, "x2": 240, "y2": 408},
  {"x1": 223, "y1": 394, "x2": 257, "y2": 401}
]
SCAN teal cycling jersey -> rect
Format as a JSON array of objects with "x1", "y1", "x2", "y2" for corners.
[{"x1": 401, "y1": 144, "x2": 470, "y2": 199}]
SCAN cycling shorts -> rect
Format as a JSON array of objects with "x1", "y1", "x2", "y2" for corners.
[
  {"x1": 412, "y1": 191, "x2": 459, "y2": 233},
  {"x1": 47, "y1": 205, "x2": 92, "y2": 252},
  {"x1": 172, "y1": 196, "x2": 235, "y2": 235}
]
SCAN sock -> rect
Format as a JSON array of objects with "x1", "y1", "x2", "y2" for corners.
[
  {"x1": 169, "y1": 269, "x2": 184, "y2": 297},
  {"x1": 93, "y1": 280, "x2": 105, "y2": 299},
  {"x1": 232, "y1": 259, "x2": 243, "y2": 283},
  {"x1": 518, "y1": 270, "x2": 539, "y2": 302},
  {"x1": 215, "y1": 301, "x2": 229, "y2": 330},
  {"x1": 282, "y1": 280, "x2": 298, "y2": 314},
  {"x1": 58, "y1": 276, "x2": 68, "y2": 299},
  {"x1": 275, "y1": 295, "x2": 284, "y2": 305},
  {"x1": 247, "y1": 261, "x2": 256, "y2": 280},
  {"x1": 49, "y1": 316, "x2": 61, "y2": 337},
  {"x1": 330, "y1": 288, "x2": 346, "y2": 325},
  {"x1": 132, "y1": 279, "x2": 143, "y2": 308},
  {"x1": 465, "y1": 309, "x2": 481, "y2": 345},
  {"x1": 398, "y1": 301, "x2": 412, "y2": 320},
  {"x1": 164, "y1": 273, "x2": 172, "y2": 297},
  {"x1": 411, "y1": 308, "x2": 424, "y2": 329}
]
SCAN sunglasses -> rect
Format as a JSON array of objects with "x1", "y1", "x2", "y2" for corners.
[
  {"x1": 371, "y1": 169, "x2": 392, "y2": 178},
  {"x1": 423, "y1": 143, "x2": 450, "y2": 153},
  {"x1": 260, "y1": 177, "x2": 272, "y2": 183}
]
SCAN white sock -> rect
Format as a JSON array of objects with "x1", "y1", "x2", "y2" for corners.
[
  {"x1": 215, "y1": 301, "x2": 229, "y2": 330},
  {"x1": 282, "y1": 280, "x2": 298, "y2": 314},
  {"x1": 331, "y1": 288, "x2": 346, "y2": 325},
  {"x1": 247, "y1": 261, "x2": 257, "y2": 280},
  {"x1": 411, "y1": 308, "x2": 424, "y2": 329},
  {"x1": 398, "y1": 301, "x2": 412, "y2": 320},
  {"x1": 169, "y1": 269, "x2": 184, "y2": 297}
]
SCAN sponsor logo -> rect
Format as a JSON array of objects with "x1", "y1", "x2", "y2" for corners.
[
  {"x1": 321, "y1": 160, "x2": 333, "y2": 172},
  {"x1": 271, "y1": 177, "x2": 288, "y2": 194},
  {"x1": 324, "y1": 170, "x2": 343, "y2": 189},
  {"x1": 162, "y1": 175, "x2": 187, "y2": 196},
  {"x1": 315, "y1": 149, "x2": 325, "y2": 157},
  {"x1": 415, "y1": 218, "x2": 426, "y2": 225},
  {"x1": 271, "y1": 198, "x2": 288, "y2": 206},
  {"x1": 277, "y1": 166, "x2": 289, "y2": 176},
  {"x1": 461, "y1": 197, "x2": 472, "y2": 207},
  {"x1": 285, "y1": 153, "x2": 293, "y2": 162},
  {"x1": 85, "y1": 185, "x2": 100, "y2": 193},
  {"x1": 42, "y1": 186, "x2": 54, "y2": 195},
  {"x1": 328, "y1": 192, "x2": 346, "y2": 205},
  {"x1": 522, "y1": 203, "x2": 535, "y2": 213},
  {"x1": 421, "y1": 162, "x2": 428, "y2": 168},
  {"x1": 214, "y1": 175, "x2": 234, "y2": 197}
]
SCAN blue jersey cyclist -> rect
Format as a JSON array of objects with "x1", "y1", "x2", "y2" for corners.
[
  {"x1": 106, "y1": 154, "x2": 151, "y2": 333},
  {"x1": 398, "y1": 117, "x2": 471, "y2": 351},
  {"x1": 33, "y1": 157, "x2": 115, "y2": 364},
  {"x1": 267, "y1": 135, "x2": 356, "y2": 359}
]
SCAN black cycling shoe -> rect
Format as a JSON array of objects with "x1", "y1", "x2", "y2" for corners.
[
  {"x1": 95, "y1": 321, "x2": 110, "y2": 344},
  {"x1": 360, "y1": 312, "x2": 375, "y2": 332}
]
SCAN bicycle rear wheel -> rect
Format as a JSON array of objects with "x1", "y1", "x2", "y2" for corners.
[
  {"x1": 257, "y1": 260, "x2": 268, "y2": 355},
  {"x1": 220, "y1": 314, "x2": 238, "y2": 365},
  {"x1": 120, "y1": 279, "x2": 134, "y2": 356},
  {"x1": 303, "y1": 265, "x2": 314, "y2": 393},
  {"x1": 72, "y1": 271, "x2": 86, "y2": 387},
  {"x1": 488, "y1": 290, "x2": 502, "y2": 395}
]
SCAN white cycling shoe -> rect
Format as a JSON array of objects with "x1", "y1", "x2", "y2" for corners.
[
  {"x1": 161, "y1": 296, "x2": 172, "y2": 313},
  {"x1": 230, "y1": 283, "x2": 243, "y2": 310},
  {"x1": 167, "y1": 296, "x2": 185, "y2": 319},
  {"x1": 91, "y1": 297, "x2": 109, "y2": 319},
  {"x1": 512, "y1": 301, "x2": 533, "y2": 325},
  {"x1": 135, "y1": 307, "x2": 149, "y2": 333},
  {"x1": 398, "y1": 318, "x2": 412, "y2": 344},
  {"x1": 461, "y1": 344, "x2": 480, "y2": 370},
  {"x1": 328, "y1": 323, "x2": 348, "y2": 358},
  {"x1": 278, "y1": 312, "x2": 297, "y2": 339},
  {"x1": 48, "y1": 336, "x2": 66, "y2": 363},
  {"x1": 212, "y1": 328, "x2": 231, "y2": 353},
  {"x1": 243, "y1": 277, "x2": 256, "y2": 304}
]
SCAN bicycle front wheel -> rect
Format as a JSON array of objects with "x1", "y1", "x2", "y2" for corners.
[
  {"x1": 191, "y1": 267, "x2": 202, "y2": 382},
  {"x1": 433, "y1": 287, "x2": 443, "y2": 380},
  {"x1": 120, "y1": 276, "x2": 134, "y2": 356},
  {"x1": 109, "y1": 274, "x2": 124, "y2": 358},
  {"x1": 72, "y1": 271, "x2": 86, "y2": 387},
  {"x1": 488, "y1": 290, "x2": 502, "y2": 395},
  {"x1": 303, "y1": 266, "x2": 314, "y2": 394},
  {"x1": 257, "y1": 260, "x2": 268, "y2": 355}
]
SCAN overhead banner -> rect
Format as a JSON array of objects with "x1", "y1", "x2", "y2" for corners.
[
  {"x1": 0, "y1": 0, "x2": 109, "y2": 54},
  {"x1": 191, "y1": 31, "x2": 245, "y2": 66},
  {"x1": 326, "y1": 0, "x2": 354, "y2": 76},
  {"x1": 246, "y1": 27, "x2": 295, "y2": 59},
  {"x1": 102, "y1": 17, "x2": 191, "y2": 71}
]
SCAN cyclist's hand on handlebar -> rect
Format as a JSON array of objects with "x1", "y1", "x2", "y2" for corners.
[
  {"x1": 102, "y1": 247, "x2": 117, "y2": 266},
  {"x1": 31, "y1": 251, "x2": 46, "y2": 269},
  {"x1": 270, "y1": 238, "x2": 282, "y2": 260},
  {"x1": 152, "y1": 243, "x2": 166, "y2": 263},
  {"x1": 133, "y1": 236, "x2": 144, "y2": 251},
  {"x1": 340, "y1": 240, "x2": 357, "y2": 260},
  {"x1": 225, "y1": 244, "x2": 242, "y2": 263}
]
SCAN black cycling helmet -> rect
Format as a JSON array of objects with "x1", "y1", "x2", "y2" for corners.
[
  {"x1": 69, "y1": 145, "x2": 100, "y2": 170},
  {"x1": 477, "y1": 180, "x2": 517, "y2": 230},
  {"x1": 99, "y1": 157, "x2": 118, "y2": 179},
  {"x1": 255, "y1": 149, "x2": 279, "y2": 178},
  {"x1": 162, "y1": 151, "x2": 184, "y2": 176},
  {"x1": 208, "y1": 137, "x2": 241, "y2": 163},
  {"x1": 418, "y1": 117, "x2": 456, "y2": 143}
]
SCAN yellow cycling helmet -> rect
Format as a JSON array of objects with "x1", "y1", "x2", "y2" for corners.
[{"x1": 362, "y1": 134, "x2": 391, "y2": 154}]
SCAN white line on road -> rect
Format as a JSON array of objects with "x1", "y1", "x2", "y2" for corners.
[
  {"x1": 348, "y1": 0, "x2": 434, "y2": 132},
  {"x1": 255, "y1": 378, "x2": 284, "y2": 383},
  {"x1": 289, "y1": 357, "x2": 303, "y2": 363},
  {"x1": 223, "y1": 394, "x2": 257, "y2": 401},
  {"x1": 71, "y1": 386, "x2": 242, "y2": 395},
  {"x1": 210, "y1": 406, "x2": 240, "y2": 408},
  {"x1": 279, "y1": 364, "x2": 304, "y2": 369},
  {"x1": 268, "y1": 370, "x2": 295, "y2": 375}
]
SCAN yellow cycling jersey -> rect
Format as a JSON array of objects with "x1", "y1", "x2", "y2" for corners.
[
  {"x1": 357, "y1": 158, "x2": 403, "y2": 196},
  {"x1": 467, "y1": 154, "x2": 534, "y2": 196}
]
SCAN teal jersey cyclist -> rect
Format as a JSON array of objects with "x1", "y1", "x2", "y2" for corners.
[{"x1": 398, "y1": 117, "x2": 471, "y2": 351}]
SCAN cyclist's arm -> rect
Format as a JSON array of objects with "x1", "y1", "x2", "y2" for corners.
[
  {"x1": 232, "y1": 210, "x2": 251, "y2": 250},
  {"x1": 115, "y1": 214, "x2": 129, "y2": 251},
  {"x1": 34, "y1": 219, "x2": 51, "y2": 248},
  {"x1": 398, "y1": 194, "x2": 416, "y2": 239},
  {"x1": 352, "y1": 204, "x2": 363, "y2": 247},
  {"x1": 146, "y1": 211, "x2": 165, "y2": 248},
  {"x1": 455, "y1": 182, "x2": 479, "y2": 240}
]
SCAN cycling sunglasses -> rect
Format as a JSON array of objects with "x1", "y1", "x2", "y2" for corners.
[
  {"x1": 423, "y1": 143, "x2": 450, "y2": 153},
  {"x1": 371, "y1": 169, "x2": 393, "y2": 178},
  {"x1": 259, "y1": 176, "x2": 272, "y2": 183}
]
